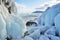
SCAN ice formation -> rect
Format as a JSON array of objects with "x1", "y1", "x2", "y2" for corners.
[
  {"x1": 0, "y1": 0, "x2": 60, "y2": 40},
  {"x1": 24, "y1": 3, "x2": 60, "y2": 40},
  {"x1": 45, "y1": 3, "x2": 60, "y2": 27},
  {"x1": 55, "y1": 13, "x2": 60, "y2": 37},
  {"x1": 0, "y1": 0, "x2": 26, "y2": 40},
  {"x1": 0, "y1": 13, "x2": 7, "y2": 40}
]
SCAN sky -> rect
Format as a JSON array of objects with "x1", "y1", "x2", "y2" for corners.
[
  {"x1": 15, "y1": 0, "x2": 53, "y2": 8},
  {"x1": 14, "y1": 0, "x2": 60, "y2": 14}
]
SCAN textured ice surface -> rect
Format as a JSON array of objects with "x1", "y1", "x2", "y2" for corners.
[
  {"x1": 45, "y1": 3, "x2": 60, "y2": 27},
  {"x1": 0, "y1": 1, "x2": 60, "y2": 40},
  {"x1": 44, "y1": 27, "x2": 56, "y2": 36},
  {"x1": 0, "y1": 13, "x2": 7, "y2": 40},
  {"x1": 0, "y1": 3, "x2": 26, "y2": 40},
  {"x1": 25, "y1": 3, "x2": 60, "y2": 40},
  {"x1": 55, "y1": 13, "x2": 60, "y2": 37},
  {"x1": 6, "y1": 14, "x2": 26, "y2": 39},
  {"x1": 37, "y1": 7, "x2": 50, "y2": 26},
  {"x1": 24, "y1": 36, "x2": 33, "y2": 40},
  {"x1": 39, "y1": 35, "x2": 50, "y2": 40},
  {"x1": 38, "y1": 3, "x2": 60, "y2": 27},
  {"x1": 0, "y1": 4, "x2": 8, "y2": 40},
  {"x1": 28, "y1": 29, "x2": 40, "y2": 40}
]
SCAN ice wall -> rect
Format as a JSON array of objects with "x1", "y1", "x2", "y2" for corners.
[
  {"x1": 24, "y1": 3, "x2": 60, "y2": 40},
  {"x1": 0, "y1": 0, "x2": 26, "y2": 40},
  {"x1": 55, "y1": 13, "x2": 60, "y2": 37}
]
